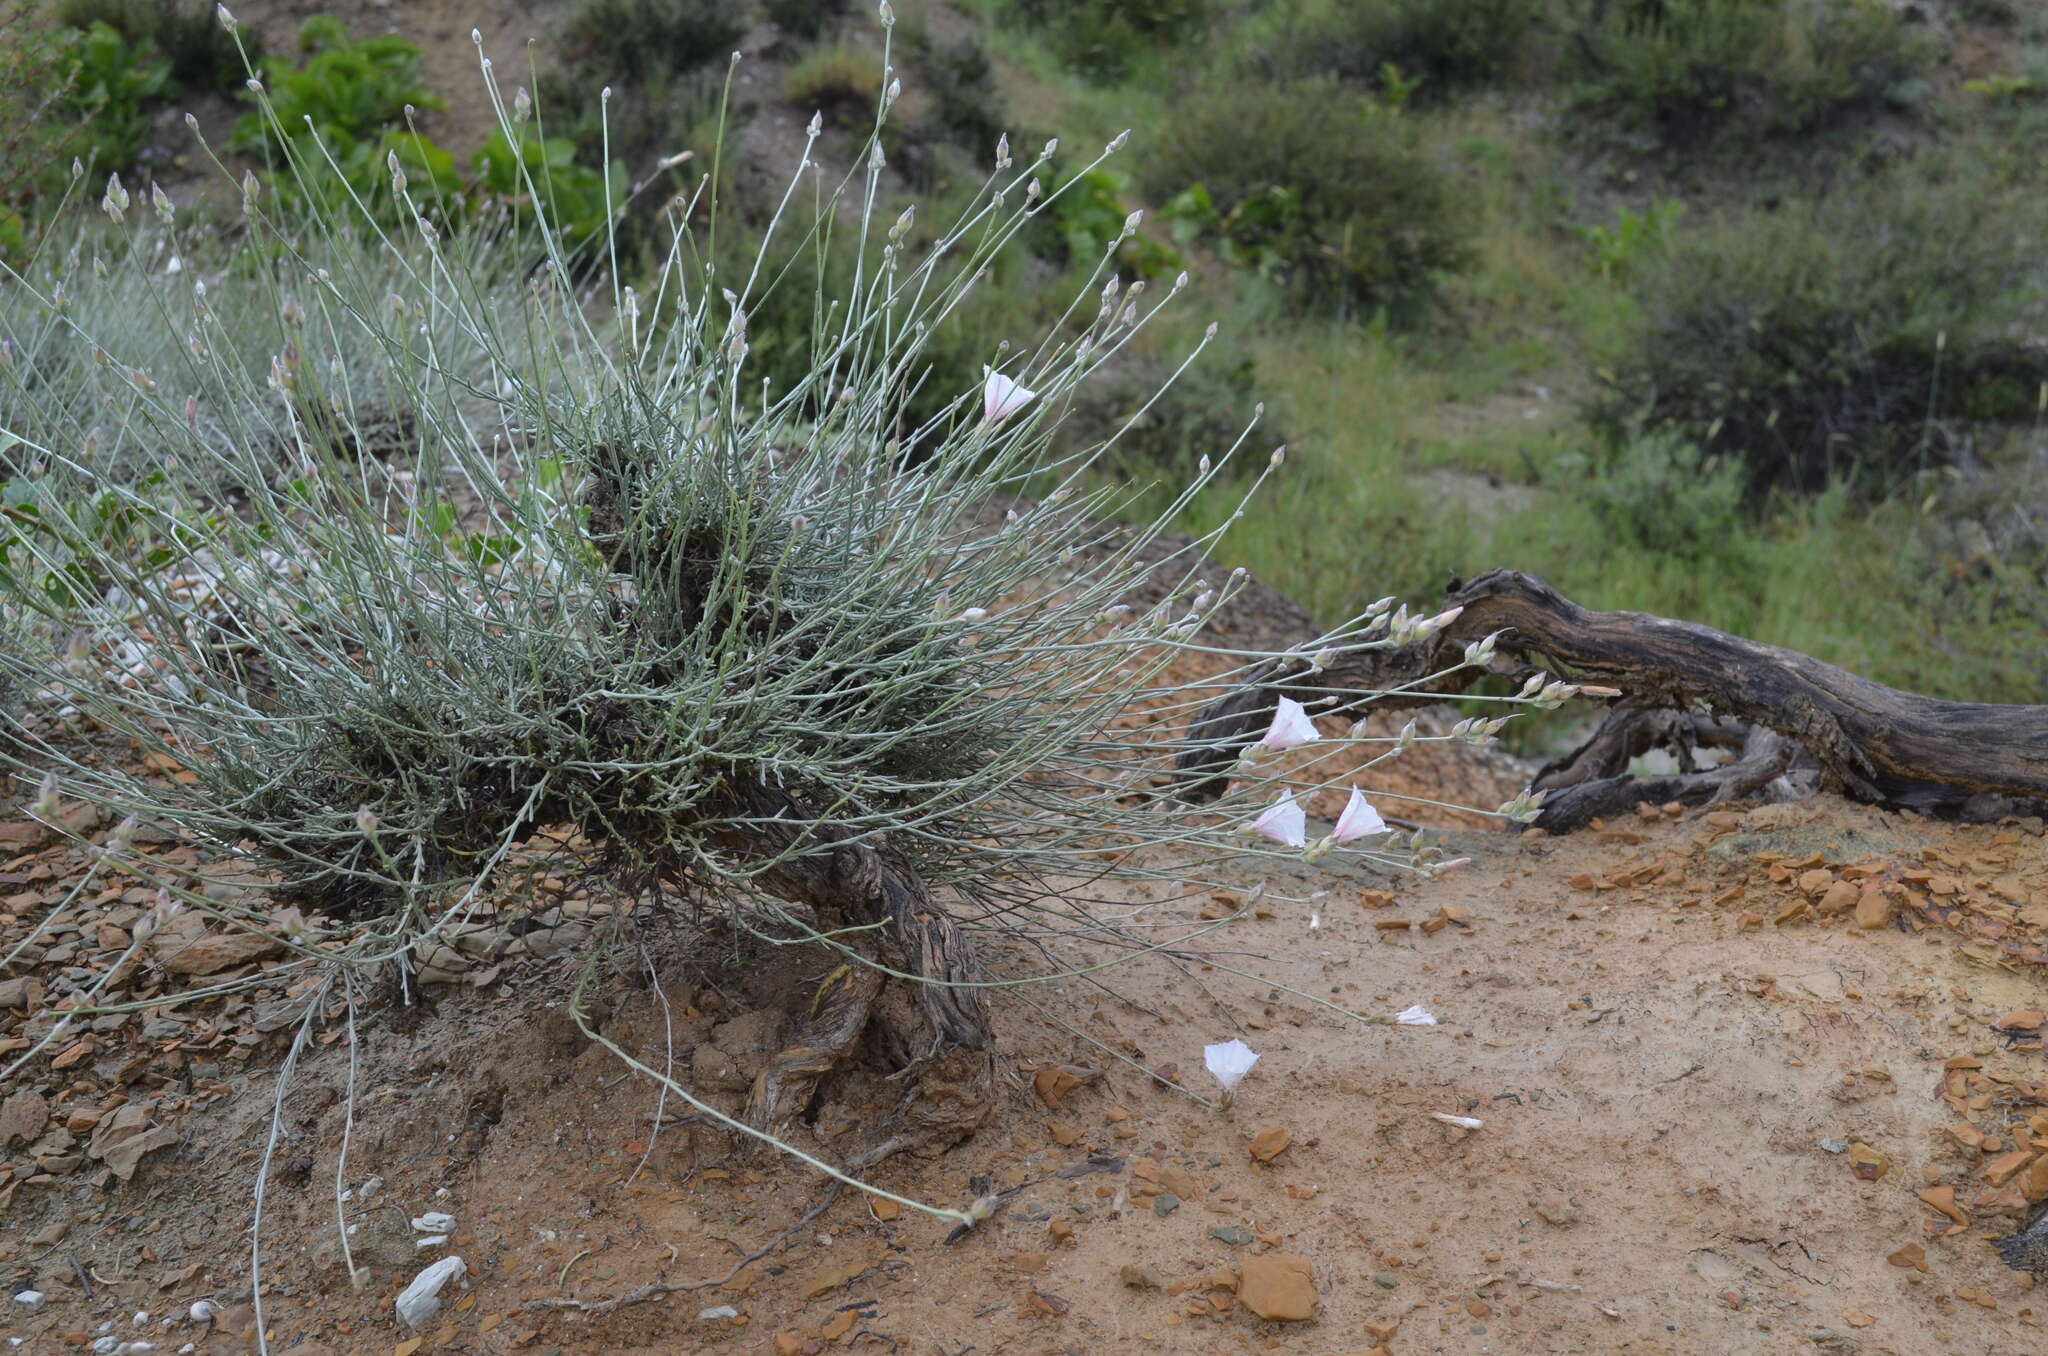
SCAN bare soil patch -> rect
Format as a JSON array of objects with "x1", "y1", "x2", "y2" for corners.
[{"x1": 4, "y1": 793, "x2": 2046, "y2": 1355}]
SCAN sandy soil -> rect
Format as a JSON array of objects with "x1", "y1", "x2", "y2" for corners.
[{"x1": 3, "y1": 792, "x2": 2045, "y2": 1356}]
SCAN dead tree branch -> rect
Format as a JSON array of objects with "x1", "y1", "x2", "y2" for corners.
[{"x1": 1175, "y1": 570, "x2": 2048, "y2": 830}]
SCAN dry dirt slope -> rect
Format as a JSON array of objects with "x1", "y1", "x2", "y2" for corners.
[{"x1": 3, "y1": 797, "x2": 2047, "y2": 1355}]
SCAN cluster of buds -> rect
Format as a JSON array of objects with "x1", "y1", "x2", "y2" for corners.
[
  {"x1": 267, "y1": 342, "x2": 300, "y2": 395},
  {"x1": 1496, "y1": 787, "x2": 1549, "y2": 824},
  {"x1": 134, "y1": 888, "x2": 181, "y2": 945},
  {"x1": 31, "y1": 771, "x2": 60, "y2": 820},
  {"x1": 1516, "y1": 673, "x2": 1579, "y2": 710},
  {"x1": 1462, "y1": 629, "x2": 1504, "y2": 667},
  {"x1": 1449, "y1": 714, "x2": 1508, "y2": 744},
  {"x1": 102, "y1": 173, "x2": 131, "y2": 224},
  {"x1": 1387, "y1": 604, "x2": 1464, "y2": 647}
]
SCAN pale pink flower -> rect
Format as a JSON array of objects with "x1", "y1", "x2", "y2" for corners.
[
  {"x1": 1330, "y1": 787, "x2": 1388, "y2": 843},
  {"x1": 982, "y1": 365, "x2": 1037, "y2": 422},
  {"x1": 1257, "y1": 696, "x2": 1319, "y2": 752},
  {"x1": 1249, "y1": 790, "x2": 1305, "y2": 849}
]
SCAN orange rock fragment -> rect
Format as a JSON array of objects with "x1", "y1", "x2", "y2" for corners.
[
  {"x1": 1854, "y1": 889, "x2": 1893, "y2": 929},
  {"x1": 1847, "y1": 1143, "x2": 1888, "y2": 1181},
  {"x1": 1918, "y1": 1185, "x2": 1969, "y2": 1227},
  {"x1": 1250, "y1": 1125, "x2": 1293, "y2": 1163},
  {"x1": 1886, "y1": 1242, "x2": 1929, "y2": 1271},
  {"x1": 1796, "y1": 868, "x2": 1834, "y2": 897},
  {"x1": 1984, "y1": 1149, "x2": 2035, "y2": 1188}
]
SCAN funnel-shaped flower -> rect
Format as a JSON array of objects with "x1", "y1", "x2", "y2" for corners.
[
  {"x1": 1249, "y1": 790, "x2": 1305, "y2": 849},
  {"x1": 1257, "y1": 697, "x2": 1319, "y2": 752},
  {"x1": 1204, "y1": 1039, "x2": 1259, "y2": 1094},
  {"x1": 1393, "y1": 1005, "x2": 1437, "y2": 1026},
  {"x1": 982, "y1": 365, "x2": 1036, "y2": 422},
  {"x1": 1331, "y1": 788, "x2": 1387, "y2": 843}
]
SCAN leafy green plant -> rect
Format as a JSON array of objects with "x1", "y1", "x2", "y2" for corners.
[
  {"x1": 232, "y1": 16, "x2": 441, "y2": 157},
  {"x1": 1577, "y1": 198, "x2": 1684, "y2": 279},
  {"x1": 1595, "y1": 169, "x2": 2045, "y2": 494},
  {"x1": 1964, "y1": 73, "x2": 2038, "y2": 102},
  {"x1": 1065, "y1": 347, "x2": 1278, "y2": 474},
  {"x1": 1033, "y1": 167, "x2": 1182, "y2": 279},
  {"x1": 1143, "y1": 79, "x2": 1471, "y2": 323},
  {"x1": 1262, "y1": 0, "x2": 1541, "y2": 101},
  {"x1": 230, "y1": 18, "x2": 456, "y2": 227},
  {"x1": 57, "y1": 0, "x2": 255, "y2": 94},
  {"x1": 471, "y1": 127, "x2": 623, "y2": 245},
  {"x1": 1005, "y1": 0, "x2": 1216, "y2": 81},
  {"x1": 782, "y1": 44, "x2": 883, "y2": 124},
  {"x1": 902, "y1": 20, "x2": 1006, "y2": 156},
  {"x1": 59, "y1": 21, "x2": 172, "y2": 173},
  {"x1": 1566, "y1": 0, "x2": 1939, "y2": 147},
  {"x1": 1556, "y1": 432, "x2": 1750, "y2": 557},
  {"x1": 559, "y1": 0, "x2": 749, "y2": 85},
  {"x1": 764, "y1": 0, "x2": 849, "y2": 43},
  {"x1": 0, "y1": 8, "x2": 84, "y2": 224}
]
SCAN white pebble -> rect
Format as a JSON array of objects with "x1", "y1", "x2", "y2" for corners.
[
  {"x1": 698, "y1": 1305, "x2": 739, "y2": 1320},
  {"x1": 410, "y1": 1212, "x2": 456, "y2": 1233},
  {"x1": 186, "y1": 1301, "x2": 218, "y2": 1324},
  {"x1": 414, "y1": 1234, "x2": 449, "y2": 1249},
  {"x1": 12, "y1": 1291, "x2": 44, "y2": 1310}
]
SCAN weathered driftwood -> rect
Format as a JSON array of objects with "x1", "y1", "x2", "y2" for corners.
[{"x1": 1177, "y1": 570, "x2": 2048, "y2": 831}]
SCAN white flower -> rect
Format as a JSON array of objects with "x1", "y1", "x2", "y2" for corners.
[
  {"x1": 1249, "y1": 790, "x2": 1305, "y2": 849},
  {"x1": 1203, "y1": 1038, "x2": 1259, "y2": 1093},
  {"x1": 1394, "y1": 1005, "x2": 1437, "y2": 1026},
  {"x1": 981, "y1": 365, "x2": 1037, "y2": 422},
  {"x1": 1257, "y1": 697, "x2": 1319, "y2": 752},
  {"x1": 1330, "y1": 788, "x2": 1387, "y2": 843}
]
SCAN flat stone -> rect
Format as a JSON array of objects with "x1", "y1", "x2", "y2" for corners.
[
  {"x1": 1238, "y1": 1254, "x2": 1317, "y2": 1321},
  {"x1": 0, "y1": 1090, "x2": 50, "y2": 1149},
  {"x1": 1847, "y1": 1143, "x2": 1888, "y2": 1181},
  {"x1": 1530, "y1": 1189, "x2": 1578, "y2": 1226},
  {"x1": 154, "y1": 929, "x2": 281, "y2": 976},
  {"x1": 0, "y1": 976, "x2": 45, "y2": 1011}
]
